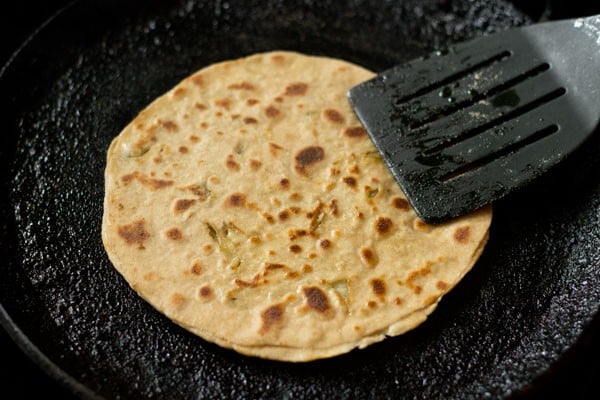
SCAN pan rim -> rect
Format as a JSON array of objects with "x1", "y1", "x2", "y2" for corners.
[
  {"x1": 0, "y1": 1, "x2": 100, "y2": 398},
  {"x1": 0, "y1": 1, "x2": 76, "y2": 77},
  {"x1": 0, "y1": 305, "x2": 103, "y2": 399}
]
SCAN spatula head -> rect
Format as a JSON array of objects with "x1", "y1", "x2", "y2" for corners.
[{"x1": 349, "y1": 16, "x2": 600, "y2": 223}]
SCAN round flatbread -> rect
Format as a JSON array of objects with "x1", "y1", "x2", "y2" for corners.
[{"x1": 102, "y1": 51, "x2": 492, "y2": 362}]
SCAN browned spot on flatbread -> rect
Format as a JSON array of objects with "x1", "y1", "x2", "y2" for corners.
[
  {"x1": 284, "y1": 82, "x2": 308, "y2": 96},
  {"x1": 118, "y1": 220, "x2": 149, "y2": 246},
  {"x1": 246, "y1": 98, "x2": 259, "y2": 106},
  {"x1": 414, "y1": 218, "x2": 432, "y2": 231},
  {"x1": 279, "y1": 178, "x2": 290, "y2": 190},
  {"x1": 225, "y1": 154, "x2": 240, "y2": 171},
  {"x1": 392, "y1": 197, "x2": 410, "y2": 210},
  {"x1": 323, "y1": 108, "x2": 345, "y2": 124},
  {"x1": 234, "y1": 279, "x2": 253, "y2": 288},
  {"x1": 259, "y1": 304, "x2": 284, "y2": 334},
  {"x1": 166, "y1": 228, "x2": 183, "y2": 241},
  {"x1": 406, "y1": 263, "x2": 432, "y2": 294},
  {"x1": 302, "y1": 287, "x2": 330, "y2": 313},
  {"x1": 265, "y1": 105, "x2": 281, "y2": 118},
  {"x1": 243, "y1": 117, "x2": 258, "y2": 124},
  {"x1": 191, "y1": 74, "x2": 204, "y2": 87},
  {"x1": 289, "y1": 244, "x2": 302, "y2": 253},
  {"x1": 160, "y1": 120, "x2": 178, "y2": 132},
  {"x1": 302, "y1": 264, "x2": 313, "y2": 273},
  {"x1": 288, "y1": 229, "x2": 307, "y2": 240},
  {"x1": 271, "y1": 54, "x2": 285, "y2": 63},
  {"x1": 215, "y1": 98, "x2": 232, "y2": 110},
  {"x1": 174, "y1": 199, "x2": 195, "y2": 213},
  {"x1": 359, "y1": 246, "x2": 378, "y2": 267},
  {"x1": 368, "y1": 300, "x2": 377, "y2": 309},
  {"x1": 143, "y1": 272, "x2": 157, "y2": 281},
  {"x1": 274, "y1": 96, "x2": 284, "y2": 103},
  {"x1": 436, "y1": 280, "x2": 448, "y2": 290},
  {"x1": 178, "y1": 146, "x2": 188, "y2": 154},
  {"x1": 290, "y1": 192, "x2": 304, "y2": 201},
  {"x1": 278, "y1": 210, "x2": 289, "y2": 221},
  {"x1": 307, "y1": 202, "x2": 325, "y2": 234},
  {"x1": 173, "y1": 87, "x2": 186, "y2": 97},
  {"x1": 142, "y1": 272, "x2": 158, "y2": 282},
  {"x1": 330, "y1": 199, "x2": 339, "y2": 216},
  {"x1": 407, "y1": 264, "x2": 432, "y2": 281},
  {"x1": 320, "y1": 239, "x2": 331, "y2": 249},
  {"x1": 249, "y1": 159, "x2": 262, "y2": 170},
  {"x1": 226, "y1": 193, "x2": 246, "y2": 207},
  {"x1": 263, "y1": 213, "x2": 275, "y2": 223},
  {"x1": 170, "y1": 293, "x2": 186, "y2": 307},
  {"x1": 234, "y1": 273, "x2": 264, "y2": 288},
  {"x1": 394, "y1": 297, "x2": 403, "y2": 305},
  {"x1": 343, "y1": 126, "x2": 367, "y2": 138},
  {"x1": 121, "y1": 172, "x2": 173, "y2": 190},
  {"x1": 294, "y1": 146, "x2": 325, "y2": 175},
  {"x1": 375, "y1": 217, "x2": 393, "y2": 235},
  {"x1": 269, "y1": 142, "x2": 284, "y2": 157},
  {"x1": 265, "y1": 263, "x2": 286, "y2": 272},
  {"x1": 343, "y1": 176, "x2": 357, "y2": 188},
  {"x1": 370, "y1": 279, "x2": 386, "y2": 296},
  {"x1": 121, "y1": 173, "x2": 136, "y2": 185},
  {"x1": 191, "y1": 262, "x2": 202, "y2": 275},
  {"x1": 286, "y1": 271, "x2": 299, "y2": 279},
  {"x1": 228, "y1": 81, "x2": 255, "y2": 90},
  {"x1": 182, "y1": 184, "x2": 210, "y2": 201},
  {"x1": 454, "y1": 226, "x2": 470, "y2": 243},
  {"x1": 198, "y1": 285, "x2": 212, "y2": 299},
  {"x1": 194, "y1": 102, "x2": 207, "y2": 111}
]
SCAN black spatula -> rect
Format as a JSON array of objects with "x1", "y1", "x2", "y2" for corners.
[{"x1": 348, "y1": 15, "x2": 600, "y2": 223}]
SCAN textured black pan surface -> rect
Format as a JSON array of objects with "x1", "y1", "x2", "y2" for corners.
[{"x1": 0, "y1": 1, "x2": 598, "y2": 399}]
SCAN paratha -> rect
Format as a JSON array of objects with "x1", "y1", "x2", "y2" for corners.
[{"x1": 102, "y1": 51, "x2": 492, "y2": 362}]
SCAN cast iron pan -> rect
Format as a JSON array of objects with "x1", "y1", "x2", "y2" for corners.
[{"x1": 1, "y1": 0, "x2": 598, "y2": 398}]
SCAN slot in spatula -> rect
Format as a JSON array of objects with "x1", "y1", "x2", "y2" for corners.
[{"x1": 348, "y1": 15, "x2": 600, "y2": 223}]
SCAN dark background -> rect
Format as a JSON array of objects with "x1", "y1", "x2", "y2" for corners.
[{"x1": 0, "y1": 0, "x2": 598, "y2": 398}]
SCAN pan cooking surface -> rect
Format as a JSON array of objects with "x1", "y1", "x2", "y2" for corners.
[{"x1": 1, "y1": 1, "x2": 598, "y2": 398}]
